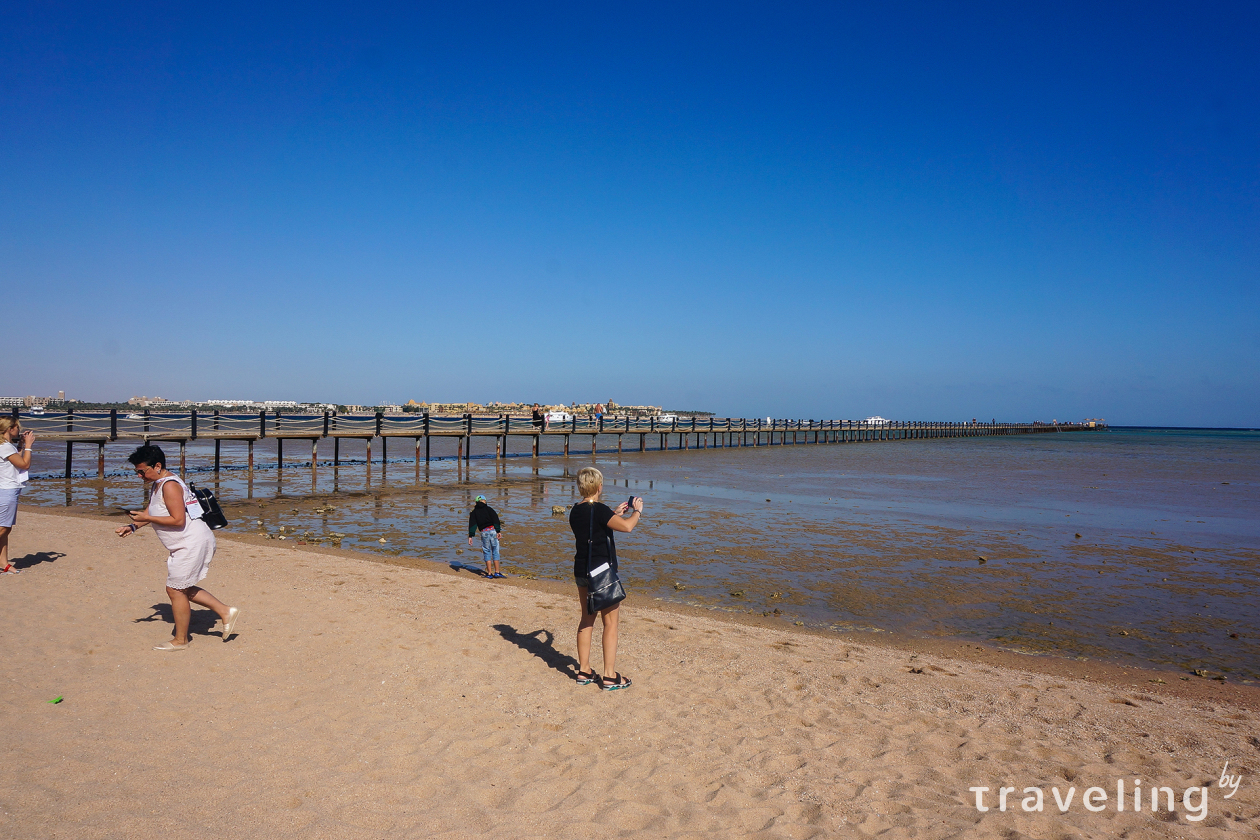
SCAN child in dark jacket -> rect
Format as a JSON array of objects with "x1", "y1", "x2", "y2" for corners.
[{"x1": 467, "y1": 495, "x2": 504, "y2": 578}]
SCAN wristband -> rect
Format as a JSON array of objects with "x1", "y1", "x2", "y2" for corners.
[{"x1": 129, "y1": 523, "x2": 138, "y2": 533}]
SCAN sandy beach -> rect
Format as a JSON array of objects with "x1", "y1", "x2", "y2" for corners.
[{"x1": 2, "y1": 508, "x2": 1256, "y2": 839}]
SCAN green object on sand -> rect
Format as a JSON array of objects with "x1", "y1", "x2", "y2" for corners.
[{"x1": 49, "y1": 696, "x2": 63, "y2": 704}]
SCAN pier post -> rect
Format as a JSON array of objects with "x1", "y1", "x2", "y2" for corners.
[
  {"x1": 618, "y1": 434, "x2": 622, "y2": 454},
  {"x1": 415, "y1": 437, "x2": 421, "y2": 467},
  {"x1": 258, "y1": 410, "x2": 265, "y2": 439},
  {"x1": 96, "y1": 442, "x2": 104, "y2": 477},
  {"x1": 639, "y1": 433, "x2": 646, "y2": 452},
  {"x1": 65, "y1": 442, "x2": 72, "y2": 478},
  {"x1": 465, "y1": 413, "x2": 472, "y2": 463},
  {"x1": 179, "y1": 440, "x2": 186, "y2": 476},
  {"x1": 144, "y1": 409, "x2": 150, "y2": 436},
  {"x1": 323, "y1": 411, "x2": 330, "y2": 437},
  {"x1": 592, "y1": 433, "x2": 597, "y2": 455},
  {"x1": 110, "y1": 409, "x2": 117, "y2": 440},
  {"x1": 312, "y1": 438, "x2": 318, "y2": 465},
  {"x1": 213, "y1": 411, "x2": 221, "y2": 472},
  {"x1": 191, "y1": 409, "x2": 197, "y2": 440},
  {"x1": 424, "y1": 412, "x2": 430, "y2": 462},
  {"x1": 367, "y1": 437, "x2": 373, "y2": 466},
  {"x1": 457, "y1": 436, "x2": 463, "y2": 460},
  {"x1": 564, "y1": 435, "x2": 569, "y2": 456},
  {"x1": 277, "y1": 438, "x2": 283, "y2": 470},
  {"x1": 334, "y1": 437, "x2": 340, "y2": 466},
  {"x1": 381, "y1": 436, "x2": 387, "y2": 466},
  {"x1": 248, "y1": 439, "x2": 254, "y2": 473}
]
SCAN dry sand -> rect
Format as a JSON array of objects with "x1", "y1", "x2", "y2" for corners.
[{"x1": 2, "y1": 509, "x2": 1257, "y2": 839}]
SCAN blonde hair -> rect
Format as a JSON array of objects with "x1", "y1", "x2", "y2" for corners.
[
  {"x1": 0, "y1": 417, "x2": 18, "y2": 436},
  {"x1": 577, "y1": 467, "x2": 603, "y2": 499}
]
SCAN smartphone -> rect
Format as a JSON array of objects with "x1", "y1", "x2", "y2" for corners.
[{"x1": 626, "y1": 495, "x2": 638, "y2": 512}]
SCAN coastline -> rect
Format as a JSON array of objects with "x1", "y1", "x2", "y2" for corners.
[{"x1": 2, "y1": 508, "x2": 1255, "y2": 837}]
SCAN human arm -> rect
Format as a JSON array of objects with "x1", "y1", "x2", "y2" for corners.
[
  {"x1": 605, "y1": 496, "x2": 643, "y2": 533},
  {"x1": 4, "y1": 431, "x2": 35, "y2": 471},
  {"x1": 127, "y1": 480, "x2": 187, "y2": 529}
]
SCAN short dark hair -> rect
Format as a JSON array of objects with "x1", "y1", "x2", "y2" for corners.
[{"x1": 128, "y1": 444, "x2": 167, "y2": 470}]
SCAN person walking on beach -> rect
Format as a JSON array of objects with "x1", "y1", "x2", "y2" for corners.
[
  {"x1": 115, "y1": 444, "x2": 240, "y2": 650},
  {"x1": 569, "y1": 466, "x2": 642, "y2": 690},
  {"x1": 468, "y1": 495, "x2": 504, "y2": 578},
  {"x1": 0, "y1": 418, "x2": 34, "y2": 575}
]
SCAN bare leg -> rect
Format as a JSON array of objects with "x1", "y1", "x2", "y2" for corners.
[
  {"x1": 165, "y1": 585, "x2": 231, "y2": 645},
  {"x1": 186, "y1": 585, "x2": 232, "y2": 622},
  {"x1": 166, "y1": 586, "x2": 193, "y2": 645},
  {"x1": 600, "y1": 603, "x2": 620, "y2": 680},
  {"x1": 0, "y1": 526, "x2": 10, "y2": 569},
  {"x1": 575, "y1": 586, "x2": 597, "y2": 674}
]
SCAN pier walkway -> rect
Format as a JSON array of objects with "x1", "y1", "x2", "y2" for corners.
[{"x1": 10, "y1": 409, "x2": 1104, "y2": 478}]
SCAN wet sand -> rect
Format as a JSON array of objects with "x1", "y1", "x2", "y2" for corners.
[
  {"x1": 2, "y1": 509, "x2": 1256, "y2": 838},
  {"x1": 24, "y1": 430, "x2": 1260, "y2": 679}
]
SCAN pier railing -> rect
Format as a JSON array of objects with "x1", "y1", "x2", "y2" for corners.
[{"x1": 8, "y1": 408, "x2": 1104, "y2": 477}]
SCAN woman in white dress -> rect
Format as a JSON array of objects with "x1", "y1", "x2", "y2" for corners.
[
  {"x1": 0, "y1": 417, "x2": 34, "y2": 575},
  {"x1": 115, "y1": 444, "x2": 240, "y2": 651}
]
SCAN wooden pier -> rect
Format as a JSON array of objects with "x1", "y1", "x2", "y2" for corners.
[{"x1": 9, "y1": 408, "x2": 1105, "y2": 478}]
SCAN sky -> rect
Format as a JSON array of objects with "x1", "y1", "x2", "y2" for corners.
[{"x1": 2, "y1": 2, "x2": 1257, "y2": 425}]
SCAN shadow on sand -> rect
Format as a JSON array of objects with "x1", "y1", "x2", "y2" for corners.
[
  {"x1": 492, "y1": 624, "x2": 578, "y2": 679},
  {"x1": 11, "y1": 550, "x2": 65, "y2": 571},
  {"x1": 134, "y1": 603, "x2": 221, "y2": 637}
]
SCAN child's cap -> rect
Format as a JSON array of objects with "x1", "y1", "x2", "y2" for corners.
[{"x1": 474, "y1": 495, "x2": 487, "y2": 503}]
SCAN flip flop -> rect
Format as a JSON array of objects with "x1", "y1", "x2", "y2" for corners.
[
  {"x1": 0, "y1": 564, "x2": 20, "y2": 575},
  {"x1": 221, "y1": 607, "x2": 241, "y2": 642}
]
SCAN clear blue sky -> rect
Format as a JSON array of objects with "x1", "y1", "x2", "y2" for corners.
[{"x1": 3, "y1": 2, "x2": 1257, "y2": 425}]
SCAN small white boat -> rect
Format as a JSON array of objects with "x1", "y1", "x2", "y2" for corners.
[
  {"x1": 864, "y1": 416, "x2": 889, "y2": 425},
  {"x1": 127, "y1": 413, "x2": 145, "y2": 420}
]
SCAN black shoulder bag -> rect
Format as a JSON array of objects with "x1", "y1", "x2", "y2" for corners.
[
  {"x1": 585, "y1": 503, "x2": 627, "y2": 615},
  {"x1": 188, "y1": 481, "x2": 229, "y2": 531}
]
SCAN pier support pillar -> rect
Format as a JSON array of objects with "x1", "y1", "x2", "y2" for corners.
[
  {"x1": 97, "y1": 442, "x2": 105, "y2": 478},
  {"x1": 247, "y1": 440, "x2": 254, "y2": 474},
  {"x1": 179, "y1": 440, "x2": 186, "y2": 477},
  {"x1": 215, "y1": 439, "x2": 221, "y2": 472},
  {"x1": 65, "y1": 441, "x2": 72, "y2": 479}
]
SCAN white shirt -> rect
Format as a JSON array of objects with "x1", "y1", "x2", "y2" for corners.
[{"x1": 0, "y1": 441, "x2": 29, "y2": 489}]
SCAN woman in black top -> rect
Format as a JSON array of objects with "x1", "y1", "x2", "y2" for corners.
[{"x1": 569, "y1": 466, "x2": 643, "y2": 690}]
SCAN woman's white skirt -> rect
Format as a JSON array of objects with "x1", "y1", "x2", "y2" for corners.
[{"x1": 161, "y1": 522, "x2": 216, "y2": 589}]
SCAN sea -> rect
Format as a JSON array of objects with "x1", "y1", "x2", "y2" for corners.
[{"x1": 18, "y1": 425, "x2": 1260, "y2": 680}]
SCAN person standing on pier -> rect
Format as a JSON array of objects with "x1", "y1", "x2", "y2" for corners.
[
  {"x1": 115, "y1": 444, "x2": 240, "y2": 650},
  {"x1": 0, "y1": 418, "x2": 35, "y2": 575},
  {"x1": 468, "y1": 495, "x2": 504, "y2": 578},
  {"x1": 531, "y1": 403, "x2": 548, "y2": 432}
]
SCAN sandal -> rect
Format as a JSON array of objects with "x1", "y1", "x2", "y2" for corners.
[
  {"x1": 575, "y1": 669, "x2": 596, "y2": 685},
  {"x1": 0, "y1": 564, "x2": 20, "y2": 575},
  {"x1": 599, "y1": 672, "x2": 632, "y2": 691}
]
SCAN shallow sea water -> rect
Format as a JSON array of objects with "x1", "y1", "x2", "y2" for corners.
[{"x1": 21, "y1": 428, "x2": 1260, "y2": 679}]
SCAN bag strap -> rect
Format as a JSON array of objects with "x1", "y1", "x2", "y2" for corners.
[{"x1": 587, "y1": 502, "x2": 595, "y2": 576}]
